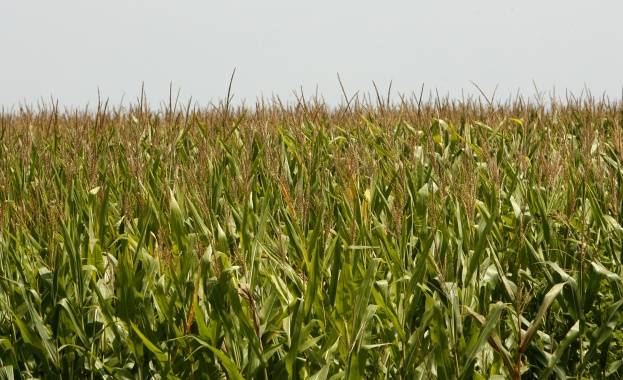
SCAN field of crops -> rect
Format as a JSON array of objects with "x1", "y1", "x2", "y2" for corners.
[{"x1": 1, "y1": 92, "x2": 623, "y2": 379}]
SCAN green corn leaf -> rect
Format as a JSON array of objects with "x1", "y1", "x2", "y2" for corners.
[
  {"x1": 130, "y1": 322, "x2": 168, "y2": 364},
  {"x1": 520, "y1": 282, "x2": 565, "y2": 353},
  {"x1": 464, "y1": 305, "x2": 518, "y2": 379},
  {"x1": 466, "y1": 201, "x2": 497, "y2": 286},
  {"x1": 538, "y1": 321, "x2": 580, "y2": 380},
  {"x1": 578, "y1": 298, "x2": 623, "y2": 373},
  {"x1": 190, "y1": 336, "x2": 245, "y2": 380},
  {"x1": 460, "y1": 301, "x2": 505, "y2": 380}
]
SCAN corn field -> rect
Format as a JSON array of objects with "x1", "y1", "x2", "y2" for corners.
[{"x1": 1, "y1": 92, "x2": 623, "y2": 379}]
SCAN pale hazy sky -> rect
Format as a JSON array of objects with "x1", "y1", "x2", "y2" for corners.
[{"x1": 2, "y1": 1, "x2": 623, "y2": 109}]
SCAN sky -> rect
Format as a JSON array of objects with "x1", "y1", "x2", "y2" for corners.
[{"x1": 2, "y1": 1, "x2": 623, "y2": 110}]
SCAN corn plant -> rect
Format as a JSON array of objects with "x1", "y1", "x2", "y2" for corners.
[{"x1": 1, "y1": 93, "x2": 622, "y2": 379}]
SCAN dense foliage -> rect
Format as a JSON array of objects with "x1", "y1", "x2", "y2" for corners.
[{"x1": 1, "y1": 93, "x2": 623, "y2": 379}]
